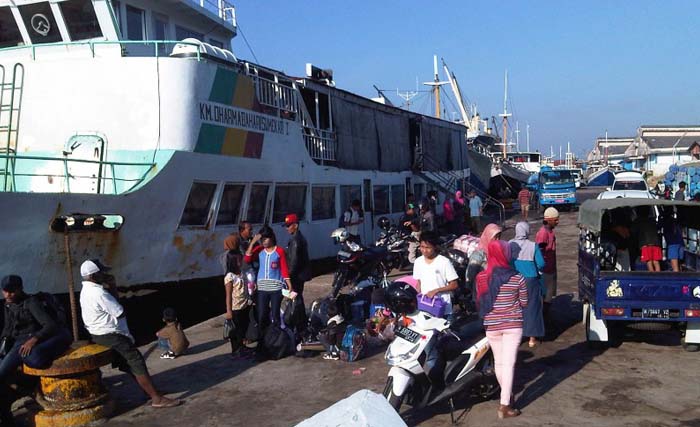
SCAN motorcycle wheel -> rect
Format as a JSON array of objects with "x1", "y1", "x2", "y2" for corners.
[{"x1": 382, "y1": 377, "x2": 405, "y2": 411}]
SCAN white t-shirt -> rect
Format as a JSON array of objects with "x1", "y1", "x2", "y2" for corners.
[
  {"x1": 412, "y1": 254, "x2": 459, "y2": 313},
  {"x1": 344, "y1": 208, "x2": 362, "y2": 235},
  {"x1": 80, "y1": 281, "x2": 134, "y2": 342}
]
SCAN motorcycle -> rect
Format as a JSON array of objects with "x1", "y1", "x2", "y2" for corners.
[
  {"x1": 383, "y1": 308, "x2": 498, "y2": 422},
  {"x1": 329, "y1": 228, "x2": 391, "y2": 299},
  {"x1": 375, "y1": 220, "x2": 416, "y2": 270}
]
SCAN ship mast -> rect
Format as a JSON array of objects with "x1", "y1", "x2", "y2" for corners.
[
  {"x1": 423, "y1": 55, "x2": 449, "y2": 119},
  {"x1": 442, "y1": 58, "x2": 471, "y2": 126},
  {"x1": 498, "y1": 70, "x2": 512, "y2": 158}
]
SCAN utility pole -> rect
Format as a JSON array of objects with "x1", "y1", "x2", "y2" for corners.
[
  {"x1": 423, "y1": 55, "x2": 449, "y2": 119},
  {"x1": 498, "y1": 70, "x2": 512, "y2": 158}
]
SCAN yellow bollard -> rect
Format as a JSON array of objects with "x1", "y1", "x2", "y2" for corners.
[{"x1": 23, "y1": 343, "x2": 113, "y2": 427}]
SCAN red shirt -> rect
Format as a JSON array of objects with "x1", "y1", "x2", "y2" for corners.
[
  {"x1": 535, "y1": 226, "x2": 556, "y2": 274},
  {"x1": 518, "y1": 189, "x2": 530, "y2": 206}
]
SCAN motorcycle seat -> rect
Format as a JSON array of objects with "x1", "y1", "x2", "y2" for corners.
[{"x1": 364, "y1": 246, "x2": 388, "y2": 258}]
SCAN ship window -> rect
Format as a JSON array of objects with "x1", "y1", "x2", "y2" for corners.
[
  {"x1": 246, "y1": 184, "x2": 270, "y2": 224},
  {"x1": 179, "y1": 182, "x2": 217, "y2": 227},
  {"x1": 340, "y1": 185, "x2": 362, "y2": 212},
  {"x1": 50, "y1": 214, "x2": 124, "y2": 232},
  {"x1": 18, "y1": 2, "x2": 62, "y2": 44},
  {"x1": 391, "y1": 185, "x2": 405, "y2": 213},
  {"x1": 125, "y1": 5, "x2": 145, "y2": 40},
  {"x1": 273, "y1": 185, "x2": 307, "y2": 223},
  {"x1": 216, "y1": 184, "x2": 245, "y2": 226},
  {"x1": 0, "y1": 7, "x2": 22, "y2": 48},
  {"x1": 59, "y1": 0, "x2": 102, "y2": 41},
  {"x1": 175, "y1": 25, "x2": 203, "y2": 41},
  {"x1": 312, "y1": 186, "x2": 336, "y2": 221},
  {"x1": 373, "y1": 185, "x2": 390, "y2": 215},
  {"x1": 152, "y1": 13, "x2": 168, "y2": 55}
]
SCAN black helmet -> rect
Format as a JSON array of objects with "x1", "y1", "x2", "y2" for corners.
[
  {"x1": 384, "y1": 281, "x2": 418, "y2": 315},
  {"x1": 377, "y1": 216, "x2": 391, "y2": 231}
]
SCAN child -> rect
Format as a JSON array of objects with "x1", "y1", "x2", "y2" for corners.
[
  {"x1": 156, "y1": 308, "x2": 190, "y2": 359},
  {"x1": 319, "y1": 303, "x2": 346, "y2": 361},
  {"x1": 637, "y1": 209, "x2": 662, "y2": 272},
  {"x1": 223, "y1": 234, "x2": 254, "y2": 359}
]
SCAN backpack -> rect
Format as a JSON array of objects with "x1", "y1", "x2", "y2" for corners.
[
  {"x1": 33, "y1": 292, "x2": 69, "y2": 327},
  {"x1": 282, "y1": 297, "x2": 307, "y2": 330},
  {"x1": 338, "y1": 209, "x2": 351, "y2": 228},
  {"x1": 262, "y1": 325, "x2": 295, "y2": 360},
  {"x1": 339, "y1": 325, "x2": 366, "y2": 362}
]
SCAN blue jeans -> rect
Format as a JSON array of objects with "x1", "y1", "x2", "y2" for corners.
[
  {"x1": 0, "y1": 329, "x2": 72, "y2": 382},
  {"x1": 257, "y1": 290, "x2": 283, "y2": 332},
  {"x1": 157, "y1": 338, "x2": 171, "y2": 352}
]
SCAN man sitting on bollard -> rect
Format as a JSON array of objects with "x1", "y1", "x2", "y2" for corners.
[
  {"x1": 78, "y1": 259, "x2": 180, "y2": 409},
  {"x1": 0, "y1": 274, "x2": 72, "y2": 425}
]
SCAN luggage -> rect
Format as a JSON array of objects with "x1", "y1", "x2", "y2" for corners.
[
  {"x1": 417, "y1": 293, "x2": 448, "y2": 318},
  {"x1": 339, "y1": 325, "x2": 366, "y2": 362},
  {"x1": 263, "y1": 325, "x2": 295, "y2": 360},
  {"x1": 34, "y1": 292, "x2": 69, "y2": 326},
  {"x1": 283, "y1": 297, "x2": 307, "y2": 329}
]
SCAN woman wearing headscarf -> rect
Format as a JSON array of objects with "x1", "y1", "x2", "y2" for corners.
[
  {"x1": 509, "y1": 222, "x2": 545, "y2": 347},
  {"x1": 465, "y1": 224, "x2": 502, "y2": 301},
  {"x1": 476, "y1": 240, "x2": 528, "y2": 419}
]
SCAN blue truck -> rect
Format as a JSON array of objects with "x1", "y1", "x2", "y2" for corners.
[
  {"x1": 533, "y1": 166, "x2": 577, "y2": 211},
  {"x1": 578, "y1": 199, "x2": 700, "y2": 351}
]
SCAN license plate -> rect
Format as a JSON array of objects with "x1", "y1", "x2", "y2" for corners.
[
  {"x1": 555, "y1": 199, "x2": 565, "y2": 203},
  {"x1": 337, "y1": 250, "x2": 351, "y2": 258},
  {"x1": 395, "y1": 325, "x2": 421, "y2": 343},
  {"x1": 642, "y1": 308, "x2": 670, "y2": 319}
]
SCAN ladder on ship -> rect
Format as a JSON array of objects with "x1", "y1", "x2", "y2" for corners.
[{"x1": 0, "y1": 63, "x2": 24, "y2": 192}]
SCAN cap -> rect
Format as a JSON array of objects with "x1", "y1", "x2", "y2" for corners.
[
  {"x1": 544, "y1": 207, "x2": 560, "y2": 219},
  {"x1": 284, "y1": 213, "x2": 299, "y2": 226},
  {"x1": 80, "y1": 259, "x2": 111, "y2": 277},
  {"x1": 1, "y1": 275, "x2": 23, "y2": 292},
  {"x1": 407, "y1": 203, "x2": 415, "y2": 210}
]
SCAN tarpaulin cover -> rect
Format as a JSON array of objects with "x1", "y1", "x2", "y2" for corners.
[
  {"x1": 578, "y1": 198, "x2": 700, "y2": 233},
  {"x1": 295, "y1": 389, "x2": 407, "y2": 427}
]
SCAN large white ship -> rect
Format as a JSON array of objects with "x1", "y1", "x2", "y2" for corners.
[{"x1": 0, "y1": 0, "x2": 476, "y2": 294}]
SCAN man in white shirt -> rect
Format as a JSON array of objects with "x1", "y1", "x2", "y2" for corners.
[
  {"x1": 79, "y1": 259, "x2": 180, "y2": 408},
  {"x1": 343, "y1": 199, "x2": 364, "y2": 241},
  {"x1": 412, "y1": 232, "x2": 459, "y2": 316}
]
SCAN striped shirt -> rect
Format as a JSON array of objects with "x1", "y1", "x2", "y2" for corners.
[
  {"x1": 244, "y1": 246, "x2": 290, "y2": 292},
  {"x1": 518, "y1": 189, "x2": 530, "y2": 206},
  {"x1": 480, "y1": 273, "x2": 528, "y2": 331}
]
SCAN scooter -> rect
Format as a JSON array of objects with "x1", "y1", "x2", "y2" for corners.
[
  {"x1": 329, "y1": 228, "x2": 390, "y2": 298},
  {"x1": 383, "y1": 311, "x2": 498, "y2": 423}
]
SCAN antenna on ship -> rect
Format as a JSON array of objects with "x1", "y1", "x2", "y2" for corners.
[
  {"x1": 396, "y1": 88, "x2": 418, "y2": 110},
  {"x1": 526, "y1": 123, "x2": 530, "y2": 152},
  {"x1": 498, "y1": 70, "x2": 512, "y2": 158},
  {"x1": 423, "y1": 55, "x2": 449, "y2": 119}
]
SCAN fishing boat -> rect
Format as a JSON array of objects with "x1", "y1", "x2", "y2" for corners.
[{"x1": 0, "y1": 0, "x2": 472, "y2": 294}]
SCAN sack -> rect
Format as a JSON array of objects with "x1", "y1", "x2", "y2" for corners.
[
  {"x1": 223, "y1": 318, "x2": 235, "y2": 341},
  {"x1": 262, "y1": 325, "x2": 295, "y2": 360},
  {"x1": 339, "y1": 325, "x2": 366, "y2": 362},
  {"x1": 0, "y1": 336, "x2": 14, "y2": 358},
  {"x1": 283, "y1": 297, "x2": 307, "y2": 329},
  {"x1": 417, "y1": 294, "x2": 447, "y2": 318},
  {"x1": 34, "y1": 292, "x2": 69, "y2": 326},
  {"x1": 453, "y1": 235, "x2": 480, "y2": 257}
]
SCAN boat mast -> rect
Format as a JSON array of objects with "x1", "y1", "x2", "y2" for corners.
[
  {"x1": 423, "y1": 55, "x2": 449, "y2": 119},
  {"x1": 526, "y1": 123, "x2": 530, "y2": 152},
  {"x1": 515, "y1": 121, "x2": 520, "y2": 152},
  {"x1": 604, "y1": 130, "x2": 609, "y2": 165},
  {"x1": 498, "y1": 70, "x2": 512, "y2": 158},
  {"x1": 442, "y1": 59, "x2": 470, "y2": 126}
]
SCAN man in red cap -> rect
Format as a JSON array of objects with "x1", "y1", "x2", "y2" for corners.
[{"x1": 284, "y1": 213, "x2": 312, "y2": 306}]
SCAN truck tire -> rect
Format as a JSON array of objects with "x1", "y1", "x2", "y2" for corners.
[
  {"x1": 382, "y1": 377, "x2": 405, "y2": 412},
  {"x1": 626, "y1": 322, "x2": 672, "y2": 332}
]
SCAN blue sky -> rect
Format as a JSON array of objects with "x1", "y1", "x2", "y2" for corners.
[{"x1": 231, "y1": 1, "x2": 700, "y2": 158}]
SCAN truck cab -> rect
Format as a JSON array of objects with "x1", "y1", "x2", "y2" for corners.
[{"x1": 536, "y1": 166, "x2": 577, "y2": 211}]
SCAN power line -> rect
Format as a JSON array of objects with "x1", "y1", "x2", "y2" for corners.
[{"x1": 236, "y1": 23, "x2": 259, "y2": 63}]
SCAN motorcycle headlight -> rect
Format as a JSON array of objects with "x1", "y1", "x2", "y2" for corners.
[{"x1": 385, "y1": 342, "x2": 421, "y2": 366}]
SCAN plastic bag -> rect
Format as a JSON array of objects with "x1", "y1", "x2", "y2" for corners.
[{"x1": 223, "y1": 318, "x2": 235, "y2": 340}]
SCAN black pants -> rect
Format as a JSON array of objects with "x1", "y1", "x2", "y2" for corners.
[
  {"x1": 229, "y1": 306, "x2": 252, "y2": 353},
  {"x1": 256, "y1": 290, "x2": 283, "y2": 333},
  {"x1": 291, "y1": 278, "x2": 306, "y2": 305}
]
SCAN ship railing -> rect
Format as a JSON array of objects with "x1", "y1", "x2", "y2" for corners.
[
  {"x1": 0, "y1": 154, "x2": 155, "y2": 195},
  {"x1": 255, "y1": 75, "x2": 298, "y2": 115},
  {"x1": 190, "y1": 0, "x2": 237, "y2": 27},
  {"x1": 0, "y1": 40, "x2": 205, "y2": 61},
  {"x1": 303, "y1": 129, "x2": 336, "y2": 164}
]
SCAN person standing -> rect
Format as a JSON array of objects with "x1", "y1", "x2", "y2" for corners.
[
  {"x1": 509, "y1": 222, "x2": 545, "y2": 347},
  {"x1": 453, "y1": 190, "x2": 466, "y2": 235},
  {"x1": 400, "y1": 203, "x2": 418, "y2": 233},
  {"x1": 222, "y1": 234, "x2": 254, "y2": 358},
  {"x1": 284, "y1": 213, "x2": 312, "y2": 306},
  {"x1": 343, "y1": 200, "x2": 364, "y2": 242},
  {"x1": 442, "y1": 196, "x2": 455, "y2": 233},
  {"x1": 412, "y1": 231, "x2": 459, "y2": 318},
  {"x1": 675, "y1": 181, "x2": 687, "y2": 201},
  {"x1": 469, "y1": 190, "x2": 484, "y2": 234},
  {"x1": 476, "y1": 241, "x2": 528, "y2": 419},
  {"x1": 237, "y1": 221, "x2": 257, "y2": 271},
  {"x1": 517, "y1": 186, "x2": 531, "y2": 220},
  {"x1": 536, "y1": 208, "x2": 559, "y2": 329},
  {"x1": 466, "y1": 223, "x2": 503, "y2": 300},
  {"x1": 79, "y1": 260, "x2": 180, "y2": 408},
  {"x1": 244, "y1": 227, "x2": 293, "y2": 332},
  {"x1": 419, "y1": 200, "x2": 436, "y2": 233}
]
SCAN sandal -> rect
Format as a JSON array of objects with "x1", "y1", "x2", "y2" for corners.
[
  {"x1": 528, "y1": 339, "x2": 539, "y2": 348},
  {"x1": 151, "y1": 398, "x2": 182, "y2": 408},
  {"x1": 497, "y1": 405, "x2": 521, "y2": 419}
]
